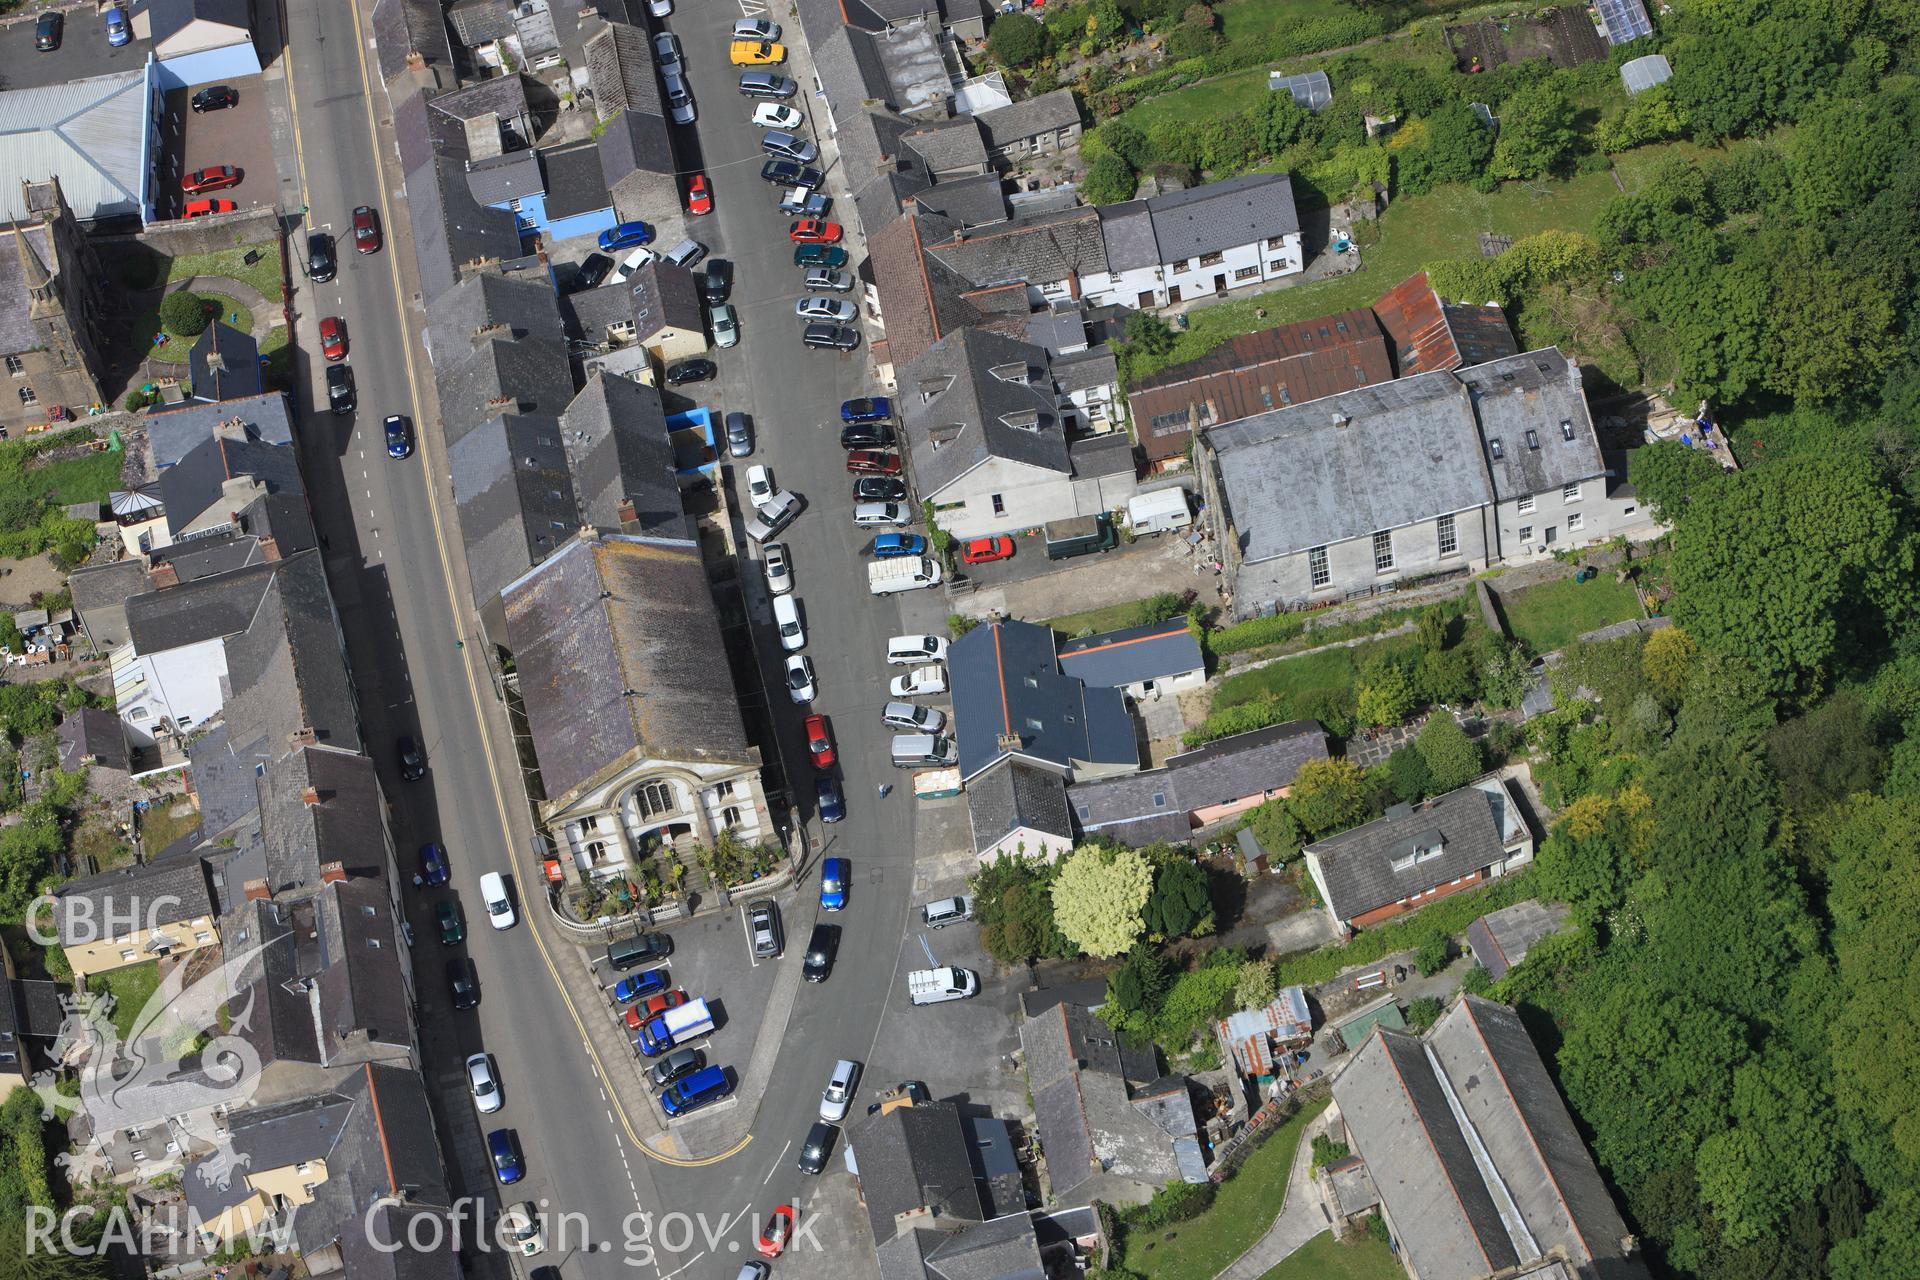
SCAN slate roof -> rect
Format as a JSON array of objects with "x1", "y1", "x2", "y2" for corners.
[
  {"x1": 149, "y1": 392, "x2": 294, "y2": 471},
  {"x1": 1057, "y1": 619, "x2": 1204, "y2": 688},
  {"x1": 157, "y1": 417, "x2": 303, "y2": 538},
  {"x1": 124, "y1": 560, "x2": 278, "y2": 654},
  {"x1": 849, "y1": 1100, "x2": 985, "y2": 1244},
  {"x1": 949, "y1": 619, "x2": 1136, "y2": 782},
  {"x1": 1051, "y1": 347, "x2": 1115, "y2": 396},
  {"x1": 560, "y1": 282, "x2": 638, "y2": 341},
  {"x1": 188, "y1": 323, "x2": 263, "y2": 403},
  {"x1": 975, "y1": 89, "x2": 1081, "y2": 148},
  {"x1": 450, "y1": 410, "x2": 580, "y2": 606},
  {"x1": 1332, "y1": 996, "x2": 1648, "y2": 1280},
  {"x1": 1145, "y1": 172, "x2": 1298, "y2": 263},
  {"x1": 259, "y1": 747, "x2": 389, "y2": 893},
  {"x1": 69, "y1": 559, "x2": 149, "y2": 652},
  {"x1": 504, "y1": 535, "x2": 757, "y2": 809},
  {"x1": 314, "y1": 876, "x2": 412, "y2": 1054},
  {"x1": 560, "y1": 373, "x2": 690, "y2": 539},
  {"x1": 410, "y1": 151, "x2": 525, "y2": 303},
  {"x1": 1206, "y1": 370, "x2": 1488, "y2": 563},
  {"x1": 0, "y1": 224, "x2": 56, "y2": 366},
  {"x1": 1021, "y1": 1001, "x2": 1179, "y2": 1197},
  {"x1": 429, "y1": 72, "x2": 529, "y2": 123},
  {"x1": 543, "y1": 140, "x2": 615, "y2": 219},
  {"x1": 597, "y1": 107, "x2": 677, "y2": 185},
  {"x1": 907, "y1": 172, "x2": 1007, "y2": 227},
  {"x1": 901, "y1": 327, "x2": 1068, "y2": 495},
  {"x1": 868, "y1": 213, "x2": 986, "y2": 370},
  {"x1": 1068, "y1": 720, "x2": 1327, "y2": 846},
  {"x1": 924, "y1": 205, "x2": 1108, "y2": 290},
  {"x1": 56, "y1": 707, "x2": 130, "y2": 773},
  {"x1": 465, "y1": 150, "x2": 544, "y2": 207},
  {"x1": 584, "y1": 20, "x2": 665, "y2": 118},
  {"x1": 630, "y1": 262, "x2": 705, "y2": 338},
  {"x1": 0, "y1": 72, "x2": 149, "y2": 223},
  {"x1": 436, "y1": 336, "x2": 576, "y2": 445},
  {"x1": 902, "y1": 118, "x2": 988, "y2": 175},
  {"x1": 187, "y1": 722, "x2": 267, "y2": 841},
  {"x1": 219, "y1": 550, "x2": 361, "y2": 764},
  {"x1": 1065, "y1": 769, "x2": 1191, "y2": 846},
  {"x1": 965, "y1": 759, "x2": 1071, "y2": 855},
  {"x1": 923, "y1": 1214, "x2": 1046, "y2": 1280},
  {"x1": 1370, "y1": 272, "x2": 1518, "y2": 377},
  {"x1": 371, "y1": 0, "x2": 456, "y2": 82},
  {"x1": 425, "y1": 270, "x2": 565, "y2": 365},
  {"x1": 1459, "y1": 348, "x2": 1607, "y2": 500},
  {"x1": 1127, "y1": 310, "x2": 1394, "y2": 461},
  {"x1": 1465, "y1": 899, "x2": 1570, "y2": 981},
  {"x1": 1098, "y1": 201, "x2": 1157, "y2": 271},
  {"x1": 1305, "y1": 777, "x2": 1523, "y2": 924},
  {"x1": 55, "y1": 857, "x2": 217, "y2": 946},
  {"x1": 147, "y1": 0, "x2": 251, "y2": 41},
  {"x1": 340, "y1": 1205, "x2": 464, "y2": 1280},
  {"x1": 962, "y1": 1113, "x2": 1026, "y2": 1220}
]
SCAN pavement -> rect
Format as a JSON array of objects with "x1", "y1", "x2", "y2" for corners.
[{"x1": 1214, "y1": 1108, "x2": 1337, "y2": 1280}]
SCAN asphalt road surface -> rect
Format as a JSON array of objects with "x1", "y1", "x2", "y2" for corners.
[{"x1": 281, "y1": 0, "x2": 935, "y2": 1272}]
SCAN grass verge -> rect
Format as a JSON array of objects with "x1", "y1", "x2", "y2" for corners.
[
  {"x1": 1258, "y1": 1228, "x2": 1403, "y2": 1280},
  {"x1": 164, "y1": 246, "x2": 285, "y2": 303}
]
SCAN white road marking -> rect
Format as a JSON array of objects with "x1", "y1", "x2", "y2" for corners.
[
  {"x1": 763, "y1": 1139, "x2": 790, "y2": 1183},
  {"x1": 659, "y1": 1251, "x2": 707, "y2": 1280}
]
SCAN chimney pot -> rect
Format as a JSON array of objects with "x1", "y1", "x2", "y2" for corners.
[
  {"x1": 319, "y1": 862, "x2": 346, "y2": 884},
  {"x1": 243, "y1": 878, "x2": 270, "y2": 902},
  {"x1": 616, "y1": 498, "x2": 638, "y2": 525},
  {"x1": 302, "y1": 786, "x2": 321, "y2": 807},
  {"x1": 289, "y1": 727, "x2": 318, "y2": 748}
]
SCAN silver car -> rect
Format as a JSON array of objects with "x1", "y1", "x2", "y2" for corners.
[
  {"x1": 663, "y1": 71, "x2": 696, "y2": 125},
  {"x1": 795, "y1": 295, "x2": 856, "y2": 322},
  {"x1": 467, "y1": 1053, "x2": 502, "y2": 1114},
  {"x1": 805, "y1": 267, "x2": 854, "y2": 292},
  {"x1": 710, "y1": 302, "x2": 739, "y2": 348},
  {"x1": 652, "y1": 30, "x2": 683, "y2": 77},
  {"x1": 733, "y1": 17, "x2": 780, "y2": 39},
  {"x1": 761, "y1": 130, "x2": 818, "y2": 163}
]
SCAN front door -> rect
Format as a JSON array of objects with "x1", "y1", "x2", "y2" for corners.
[
  {"x1": 1167, "y1": 284, "x2": 1181, "y2": 304},
  {"x1": 1137, "y1": 290, "x2": 1155, "y2": 308},
  {"x1": 1213, "y1": 274, "x2": 1228, "y2": 295},
  {"x1": 1543, "y1": 525, "x2": 1558, "y2": 546}
]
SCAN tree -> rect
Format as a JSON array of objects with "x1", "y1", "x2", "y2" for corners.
[
  {"x1": 986, "y1": 12, "x2": 1045, "y2": 66},
  {"x1": 1164, "y1": 3, "x2": 1221, "y2": 60},
  {"x1": 1783, "y1": 94, "x2": 1906, "y2": 223},
  {"x1": 1154, "y1": 952, "x2": 1243, "y2": 1045},
  {"x1": 159, "y1": 289, "x2": 210, "y2": 337},
  {"x1": 1355, "y1": 665, "x2": 1415, "y2": 728},
  {"x1": 1050, "y1": 844, "x2": 1154, "y2": 957},
  {"x1": 1285, "y1": 757, "x2": 1373, "y2": 839},
  {"x1": 1256, "y1": 93, "x2": 1311, "y2": 156},
  {"x1": 1765, "y1": 693, "x2": 1885, "y2": 813},
  {"x1": 1244, "y1": 794, "x2": 1305, "y2": 859},
  {"x1": 1489, "y1": 79, "x2": 1578, "y2": 180},
  {"x1": 1475, "y1": 636, "x2": 1533, "y2": 708},
  {"x1": 1395, "y1": 100, "x2": 1493, "y2": 195},
  {"x1": 1143, "y1": 855, "x2": 1213, "y2": 939},
  {"x1": 1764, "y1": 248, "x2": 1901, "y2": 406},
  {"x1": 1414, "y1": 933, "x2": 1450, "y2": 976},
  {"x1": 1416, "y1": 714, "x2": 1482, "y2": 793},
  {"x1": 973, "y1": 855, "x2": 1067, "y2": 964},
  {"x1": 1628, "y1": 441, "x2": 1725, "y2": 525},
  {"x1": 1534, "y1": 787, "x2": 1654, "y2": 926},
  {"x1": 1640, "y1": 625, "x2": 1697, "y2": 707},
  {"x1": 1081, "y1": 152, "x2": 1136, "y2": 205},
  {"x1": 1597, "y1": 85, "x2": 1684, "y2": 154},
  {"x1": 1099, "y1": 119, "x2": 1151, "y2": 169},
  {"x1": 1233, "y1": 958, "x2": 1275, "y2": 1011},
  {"x1": 1695, "y1": 1049, "x2": 1840, "y2": 1245},
  {"x1": 1384, "y1": 745, "x2": 1432, "y2": 803},
  {"x1": 1108, "y1": 943, "x2": 1174, "y2": 1017}
]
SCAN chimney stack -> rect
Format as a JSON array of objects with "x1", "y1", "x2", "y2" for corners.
[
  {"x1": 302, "y1": 786, "x2": 322, "y2": 807},
  {"x1": 244, "y1": 878, "x2": 270, "y2": 902},
  {"x1": 149, "y1": 561, "x2": 180, "y2": 590},
  {"x1": 319, "y1": 862, "x2": 346, "y2": 884},
  {"x1": 996, "y1": 731, "x2": 1021, "y2": 754},
  {"x1": 258, "y1": 536, "x2": 281, "y2": 562},
  {"x1": 289, "y1": 727, "x2": 318, "y2": 748},
  {"x1": 616, "y1": 498, "x2": 638, "y2": 526}
]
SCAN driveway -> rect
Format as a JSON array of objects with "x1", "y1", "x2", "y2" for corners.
[
  {"x1": 953, "y1": 526, "x2": 1227, "y2": 627},
  {"x1": 156, "y1": 78, "x2": 279, "y2": 220}
]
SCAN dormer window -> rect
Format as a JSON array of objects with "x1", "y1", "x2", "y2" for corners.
[
  {"x1": 989, "y1": 361, "x2": 1029, "y2": 384},
  {"x1": 1000, "y1": 409, "x2": 1043, "y2": 432},
  {"x1": 918, "y1": 375, "x2": 955, "y2": 402},
  {"x1": 928, "y1": 423, "x2": 964, "y2": 449}
]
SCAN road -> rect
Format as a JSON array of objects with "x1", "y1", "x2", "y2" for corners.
[{"x1": 278, "y1": 0, "x2": 938, "y2": 1272}]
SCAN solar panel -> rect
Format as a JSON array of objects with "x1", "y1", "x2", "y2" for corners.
[
  {"x1": 1595, "y1": 0, "x2": 1652, "y2": 44},
  {"x1": 1266, "y1": 69, "x2": 1332, "y2": 112}
]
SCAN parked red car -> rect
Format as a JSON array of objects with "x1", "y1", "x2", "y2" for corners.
[
  {"x1": 961, "y1": 536, "x2": 1015, "y2": 565},
  {"x1": 182, "y1": 166, "x2": 240, "y2": 194},
  {"x1": 319, "y1": 316, "x2": 348, "y2": 362},
  {"x1": 622, "y1": 988, "x2": 688, "y2": 1030},
  {"x1": 803, "y1": 713, "x2": 836, "y2": 769},
  {"x1": 352, "y1": 204, "x2": 382, "y2": 253},
  {"x1": 686, "y1": 173, "x2": 712, "y2": 215},
  {"x1": 844, "y1": 449, "x2": 902, "y2": 476},
  {"x1": 787, "y1": 218, "x2": 842, "y2": 244},
  {"x1": 184, "y1": 199, "x2": 236, "y2": 218},
  {"x1": 757, "y1": 1207, "x2": 794, "y2": 1259}
]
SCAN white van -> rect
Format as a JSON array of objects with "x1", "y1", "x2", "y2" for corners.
[
  {"x1": 478, "y1": 871, "x2": 516, "y2": 930},
  {"x1": 890, "y1": 733, "x2": 956, "y2": 768}
]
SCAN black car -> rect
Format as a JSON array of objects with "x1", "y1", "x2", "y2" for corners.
[
  {"x1": 448, "y1": 958, "x2": 479, "y2": 1010},
  {"x1": 35, "y1": 12, "x2": 62, "y2": 49},
  {"x1": 307, "y1": 233, "x2": 337, "y2": 283},
  {"x1": 797, "y1": 1122, "x2": 837, "y2": 1175},
  {"x1": 802, "y1": 322, "x2": 860, "y2": 352},
  {"x1": 573, "y1": 253, "x2": 615, "y2": 292},
  {"x1": 853, "y1": 476, "x2": 908, "y2": 503},
  {"x1": 665, "y1": 358, "x2": 716, "y2": 385},
  {"x1": 700, "y1": 258, "x2": 733, "y2": 304},
  {"x1": 759, "y1": 160, "x2": 823, "y2": 189},
  {"x1": 397, "y1": 735, "x2": 426, "y2": 781},
  {"x1": 802, "y1": 923, "x2": 839, "y2": 983},
  {"x1": 192, "y1": 85, "x2": 238, "y2": 112},
  {"x1": 840, "y1": 422, "x2": 896, "y2": 450},
  {"x1": 649, "y1": 1047, "x2": 705, "y2": 1089},
  {"x1": 325, "y1": 364, "x2": 355, "y2": 415}
]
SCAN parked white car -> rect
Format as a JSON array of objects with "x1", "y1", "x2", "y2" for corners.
[
  {"x1": 785, "y1": 654, "x2": 817, "y2": 704},
  {"x1": 752, "y1": 103, "x2": 803, "y2": 129},
  {"x1": 467, "y1": 1053, "x2": 502, "y2": 1114},
  {"x1": 746, "y1": 464, "x2": 776, "y2": 511},
  {"x1": 890, "y1": 665, "x2": 946, "y2": 698},
  {"x1": 773, "y1": 594, "x2": 805, "y2": 651},
  {"x1": 796, "y1": 295, "x2": 856, "y2": 322},
  {"x1": 886, "y1": 634, "x2": 948, "y2": 666},
  {"x1": 764, "y1": 543, "x2": 793, "y2": 595},
  {"x1": 733, "y1": 17, "x2": 780, "y2": 39},
  {"x1": 804, "y1": 267, "x2": 854, "y2": 292},
  {"x1": 820, "y1": 1059, "x2": 861, "y2": 1122},
  {"x1": 497, "y1": 1202, "x2": 543, "y2": 1256},
  {"x1": 609, "y1": 244, "x2": 656, "y2": 284}
]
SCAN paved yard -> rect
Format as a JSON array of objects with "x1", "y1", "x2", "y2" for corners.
[
  {"x1": 953, "y1": 528, "x2": 1225, "y2": 626},
  {"x1": 158, "y1": 77, "x2": 278, "y2": 220}
]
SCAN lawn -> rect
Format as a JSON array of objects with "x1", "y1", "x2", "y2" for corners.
[
  {"x1": 89, "y1": 961, "x2": 162, "y2": 1041},
  {"x1": 1216, "y1": 0, "x2": 1355, "y2": 44},
  {"x1": 130, "y1": 293, "x2": 255, "y2": 366},
  {"x1": 1259, "y1": 1228, "x2": 1403, "y2": 1280},
  {"x1": 1123, "y1": 1098, "x2": 1330, "y2": 1280},
  {"x1": 5, "y1": 442, "x2": 123, "y2": 510},
  {"x1": 1493, "y1": 572, "x2": 1642, "y2": 654},
  {"x1": 139, "y1": 798, "x2": 205, "y2": 856},
  {"x1": 1047, "y1": 592, "x2": 1185, "y2": 638},
  {"x1": 164, "y1": 245, "x2": 285, "y2": 304},
  {"x1": 1122, "y1": 66, "x2": 1274, "y2": 131},
  {"x1": 1213, "y1": 631, "x2": 1424, "y2": 712}
]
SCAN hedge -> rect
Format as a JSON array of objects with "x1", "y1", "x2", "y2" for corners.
[
  {"x1": 1211, "y1": 612, "x2": 1310, "y2": 655},
  {"x1": 1272, "y1": 869, "x2": 1538, "y2": 987}
]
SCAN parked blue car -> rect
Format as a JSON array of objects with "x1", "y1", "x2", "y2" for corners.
[
  {"x1": 104, "y1": 6, "x2": 130, "y2": 45},
  {"x1": 816, "y1": 776, "x2": 845, "y2": 824},
  {"x1": 840, "y1": 397, "x2": 892, "y2": 424},
  {"x1": 598, "y1": 221, "x2": 654, "y2": 251},
  {"x1": 418, "y1": 842, "x2": 449, "y2": 887},
  {"x1": 819, "y1": 857, "x2": 849, "y2": 909},
  {"x1": 614, "y1": 969, "x2": 672, "y2": 1003},
  {"x1": 487, "y1": 1129, "x2": 524, "y2": 1184},
  {"x1": 871, "y1": 533, "x2": 926, "y2": 558}
]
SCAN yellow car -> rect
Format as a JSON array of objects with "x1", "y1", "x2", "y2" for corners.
[{"x1": 729, "y1": 38, "x2": 786, "y2": 64}]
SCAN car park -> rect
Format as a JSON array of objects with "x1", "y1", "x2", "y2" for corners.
[
  {"x1": 319, "y1": 316, "x2": 347, "y2": 361},
  {"x1": 845, "y1": 450, "x2": 901, "y2": 476},
  {"x1": 436, "y1": 900, "x2": 464, "y2": 945},
  {"x1": 384, "y1": 415, "x2": 412, "y2": 460},
  {"x1": 763, "y1": 543, "x2": 792, "y2": 593},
  {"x1": 325, "y1": 363, "x2": 353, "y2": 415},
  {"x1": 803, "y1": 923, "x2": 839, "y2": 980},
  {"x1": 467, "y1": 1053, "x2": 501, "y2": 1113},
  {"x1": 746, "y1": 465, "x2": 776, "y2": 510},
  {"x1": 625, "y1": 988, "x2": 688, "y2": 1031},
  {"x1": 883, "y1": 701, "x2": 945, "y2": 732},
  {"x1": 753, "y1": 103, "x2": 804, "y2": 129},
  {"x1": 34, "y1": 12, "x2": 60, "y2": 49},
  {"x1": 841, "y1": 421, "x2": 895, "y2": 448},
  {"x1": 962, "y1": 536, "x2": 1016, "y2": 564},
  {"x1": 795, "y1": 295, "x2": 855, "y2": 322},
  {"x1": 804, "y1": 714, "x2": 836, "y2": 768},
  {"x1": 738, "y1": 71, "x2": 798, "y2": 98},
  {"x1": 887, "y1": 634, "x2": 949, "y2": 665},
  {"x1": 663, "y1": 72, "x2": 696, "y2": 124},
  {"x1": 734, "y1": 17, "x2": 780, "y2": 39},
  {"x1": 797, "y1": 1122, "x2": 837, "y2": 1174},
  {"x1": 815, "y1": 774, "x2": 845, "y2": 823},
  {"x1": 193, "y1": 85, "x2": 238, "y2": 112},
  {"x1": 805, "y1": 267, "x2": 855, "y2": 292},
  {"x1": 487, "y1": 1129, "x2": 524, "y2": 1184},
  {"x1": 599, "y1": 221, "x2": 654, "y2": 252},
  {"x1": 700, "y1": 258, "x2": 733, "y2": 302},
  {"x1": 726, "y1": 412, "x2": 754, "y2": 458},
  {"x1": 871, "y1": 532, "x2": 926, "y2": 557},
  {"x1": 787, "y1": 217, "x2": 839, "y2": 242},
  {"x1": 418, "y1": 838, "x2": 448, "y2": 887},
  {"x1": 841, "y1": 397, "x2": 892, "y2": 423},
  {"x1": 448, "y1": 959, "x2": 479, "y2": 1010},
  {"x1": 730, "y1": 39, "x2": 785, "y2": 64},
  {"x1": 757, "y1": 1207, "x2": 793, "y2": 1258},
  {"x1": 667, "y1": 238, "x2": 711, "y2": 266},
  {"x1": 772, "y1": 594, "x2": 805, "y2": 651},
  {"x1": 803, "y1": 322, "x2": 860, "y2": 351},
  {"x1": 784, "y1": 654, "x2": 816, "y2": 704},
  {"x1": 761, "y1": 160, "x2": 823, "y2": 188},
  {"x1": 609, "y1": 245, "x2": 656, "y2": 284},
  {"x1": 649, "y1": 1047, "x2": 705, "y2": 1089},
  {"x1": 686, "y1": 173, "x2": 713, "y2": 215},
  {"x1": 661, "y1": 1064, "x2": 732, "y2": 1116},
  {"x1": 854, "y1": 476, "x2": 908, "y2": 503},
  {"x1": 852, "y1": 501, "x2": 908, "y2": 527},
  {"x1": 666, "y1": 358, "x2": 716, "y2": 385},
  {"x1": 352, "y1": 205, "x2": 382, "y2": 253},
  {"x1": 820, "y1": 1059, "x2": 861, "y2": 1121},
  {"x1": 498, "y1": 1203, "x2": 542, "y2": 1256},
  {"x1": 614, "y1": 968, "x2": 671, "y2": 1003},
  {"x1": 573, "y1": 253, "x2": 615, "y2": 291},
  {"x1": 709, "y1": 302, "x2": 740, "y2": 348},
  {"x1": 479, "y1": 871, "x2": 516, "y2": 929},
  {"x1": 748, "y1": 898, "x2": 783, "y2": 958},
  {"x1": 398, "y1": 736, "x2": 426, "y2": 781},
  {"x1": 819, "y1": 857, "x2": 848, "y2": 910},
  {"x1": 890, "y1": 665, "x2": 947, "y2": 697},
  {"x1": 652, "y1": 30, "x2": 683, "y2": 75},
  {"x1": 185, "y1": 199, "x2": 236, "y2": 218},
  {"x1": 183, "y1": 167, "x2": 241, "y2": 194},
  {"x1": 762, "y1": 132, "x2": 818, "y2": 163},
  {"x1": 793, "y1": 244, "x2": 847, "y2": 268},
  {"x1": 104, "y1": 5, "x2": 130, "y2": 44},
  {"x1": 307, "y1": 233, "x2": 337, "y2": 282}
]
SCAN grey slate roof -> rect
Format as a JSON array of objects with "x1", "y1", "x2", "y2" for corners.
[
  {"x1": 450, "y1": 411, "x2": 581, "y2": 607},
  {"x1": 1305, "y1": 777, "x2": 1521, "y2": 924},
  {"x1": 157, "y1": 418, "x2": 303, "y2": 538},
  {"x1": 1065, "y1": 770, "x2": 1192, "y2": 847},
  {"x1": 314, "y1": 876, "x2": 412, "y2": 1054},
  {"x1": 924, "y1": 205, "x2": 1108, "y2": 289},
  {"x1": 965, "y1": 759, "x2": 1071, "y2": 855},
  {"x1": 188, "y1": 322, "x2": 263, "y2": 403},
  {"x1": 1332, "y1": 996, "x2": 1648, "y2": 1280},
  {"x1": 1207, "y1": 370, "x2": 1487, "y2": 562},
  {"x1": 69, "y1": 559, "x2": 149, "y2": 652},
  {"x1": 906, "y1": 172, "x2": 1007, "y2": 227},
  {"x1": 436, "y1": 336, "x2": 576, "y2": 445},
  {"x1": 258, "y1": 747, "x2": 390, "y2": 893},
  {"x1": 597, "y1": 107, "x2": 677, "y2": 185},
  {"x1": 1057, "y1": 619, "x2": 1204, "y2": 688},
  {"x1": 630, "y1": 262, "x2": 706, "y2": 338},
  {"x1": 560, "y1": 373, "x2": 690, "y2": 539},
  {"x1": 902, "y1": 118, "x2": 988, "y2": 175},
  {"x1": 149, "y1": 392, "x2": 294, "y2": 470},
  {"x1": 1021, "y1": 1001, "x2": 1180, "y2": 1197},
  {"x1": 1068, "y1": 720, "x2": 1327, "y2": 846},
  {"x1": 849, "y1": 1100, "x2": 985, "y2": 1244},
  {"x1": 56, "y1": 708, "x2": 130, "y2": 773},
  {"x1": 219, "y1": 550, "x2": 361, "y2": 764},
  {"x1": 503, "y1": 535, "x2": 756, "y2": 809},
  {"x1": 148, "y1": 0, "x2": 251, "y2": 43},
  {"x1": 962, "y1": 1113, "x2": 1026, "y2": 1219},
  {"x1": 1465, "y1": 899, "x2": 1570, "y2": 980},
  {"x1": 948, "y1": 618, "x2": 1136, "y2": 782},
  {"x1": 542, "y1": 140, "x2": 615, "y2": 219},
  {"x1": 187, "y1": 722, "x2": 267, "y2": 840},
  {"x1": 430, "y1": 73, "x2": 529, "y2": 125},
  {"x1": 410, "y1": 151, "x2": 526, "y2": 303},
  {"x1": 975, "y1": 89, "x2": 1081, "y2": 148},
  {"x1": 923, "y1": 1214, "x2": 1046, "y2": 1280},
  {"x1": 465, "y1": 150, "x2": 544, "y2": 207},
  {"x1": 585, "y1": 20, "x2": 665, "y2": 119},
  {"x1": 372, "y1": 0, "x2": 455, "y2": 82},
  {"x1": 124, "y1": 560, "x2": 278, "y2": 654},
  {"x1": 425, "y1": 271, "x2": 566, "y2": 366},
  {"x1": 340, "y1": 1205, "x2": 464, "y2": 1280},
  {"x1": 901, "y1": 328, "x2": 1069, "y2": 497},
  {"x1": 1146, "y1": 172, "x2": 1298, "y2": 263},
  {"x1": 1068, "y1": 431, "x2": 1133, "y2": 478},
  {"x1": 55, "y1": 857, "x2": 216, "y2": 946},
  {"x1": 1459, "y1": 348, "x2": 1607, "y2": 500}
]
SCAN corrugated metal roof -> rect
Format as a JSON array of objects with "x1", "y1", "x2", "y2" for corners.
[{"x1": 0, "y1": 70, "x2": 150, "y2": 223}]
